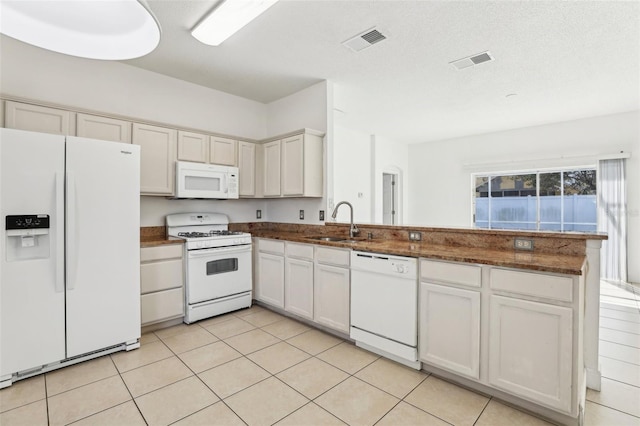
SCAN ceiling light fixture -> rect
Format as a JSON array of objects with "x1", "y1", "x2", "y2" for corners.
[
  {"x1": 192, "y1": 0, "x2": 279, "y2": 46},
  {"x1": 0, "y1": 0, "x2": 160, "y2": 60}
]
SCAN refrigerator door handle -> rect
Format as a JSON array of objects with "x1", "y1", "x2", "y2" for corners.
[
  {"x1": 66, "y1": 171, "x2": 77, "y2": 291},
  {"x1": 55, "y1": 172, "x2": 65, "y2": 293}
]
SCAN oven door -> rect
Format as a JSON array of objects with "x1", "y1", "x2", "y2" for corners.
[{"x1": 186, "y1": 244, "x2": 252, "y2": 304}]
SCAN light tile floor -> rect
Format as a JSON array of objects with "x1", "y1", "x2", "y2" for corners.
[{"x1": 1, "y1": 283, "x2": 639, "y2": 426}]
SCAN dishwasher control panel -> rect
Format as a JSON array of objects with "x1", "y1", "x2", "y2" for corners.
[{"x1": 351, "y1": 251, "x2": 417, "y2": 277}]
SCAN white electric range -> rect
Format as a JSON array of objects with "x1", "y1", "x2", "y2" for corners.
[{"x1": 166, "y1": 213, "x2": 252, "y2": 324}]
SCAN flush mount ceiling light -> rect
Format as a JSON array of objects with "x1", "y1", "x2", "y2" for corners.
[
  {"x1": 192, "y1": 0, "x2": 279, "y2": 46},
  {"x1": 0, "y1": 0, "x2": 161, "y2": 60}
]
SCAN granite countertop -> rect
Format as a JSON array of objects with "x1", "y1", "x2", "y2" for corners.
[
  {"x1": 249, "y1": 230, "x2": 586, "y2": 276},
  {"x1": 140, "y1": 226, "x2": 183, "y2": 248},
  {"x1": 140, "y1": 235, "x2": 184, "y2": 248}
]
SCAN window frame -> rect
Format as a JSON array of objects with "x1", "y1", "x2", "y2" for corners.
[{"x1": 471, "y1": 166, "x2": 597, "y2": 232}]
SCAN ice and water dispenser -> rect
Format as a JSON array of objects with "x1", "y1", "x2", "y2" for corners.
[{"x1": 5, "y1": 214, "x2": 50, "y2": 261}]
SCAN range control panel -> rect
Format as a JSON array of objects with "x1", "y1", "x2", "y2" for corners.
[{"x1": 5, "y1": 215, "x2": 50, "y2": 230}]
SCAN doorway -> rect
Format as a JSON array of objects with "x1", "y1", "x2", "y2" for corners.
[{"x1": 382, "y1": 172, "x2": 399, "y2": 225}]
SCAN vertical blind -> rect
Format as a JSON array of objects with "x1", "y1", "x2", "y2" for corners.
[{"x1": 597, "y1": 159, "x2": 627, "y2": 282}]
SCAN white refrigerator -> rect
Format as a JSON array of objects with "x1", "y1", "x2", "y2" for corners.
[{"x1": 0, "y1": 128, "x2": 141, "y2": 388}]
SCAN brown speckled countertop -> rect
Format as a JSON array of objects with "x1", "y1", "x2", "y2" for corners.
[
  {"x1": 245, "y1": 228, "x2": 588, "y2": 276},
  {"x1": 140, "y1": 222, "x2": 598, "y2": 275},
  {"x1": 140, "y1": 226, "x2": 183, "y2": 248}
]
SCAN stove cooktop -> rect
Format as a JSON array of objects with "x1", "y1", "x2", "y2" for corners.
[{"x1": 177, "y1": 230, "x2": 245, "y2": 239}]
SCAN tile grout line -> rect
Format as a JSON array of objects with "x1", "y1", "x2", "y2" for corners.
[{"x1": 586, "y1": 400, "x2": 640, "y2": 419}]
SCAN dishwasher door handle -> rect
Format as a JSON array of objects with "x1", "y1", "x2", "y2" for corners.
[{"x1": 356, "y1": 253, "x2": 389, "y2": 261}]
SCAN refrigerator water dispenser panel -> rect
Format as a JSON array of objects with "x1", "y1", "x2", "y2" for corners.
[{"x1": 5, "y1": 214, "x2": 50, "y2": 261}]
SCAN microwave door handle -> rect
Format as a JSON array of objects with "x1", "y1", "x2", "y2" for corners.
[{"x1": 223, "y1": 173, "x2": 228, "y2": 194}]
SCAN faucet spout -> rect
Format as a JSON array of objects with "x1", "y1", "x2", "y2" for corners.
[{"x1": 331, "y1": 201, "x2": 360, "y2": 238}]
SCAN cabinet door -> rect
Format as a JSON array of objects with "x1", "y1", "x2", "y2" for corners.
[
  {"x1": 285, "y1": 258, "x2": 313, "y2": 319},
  {"x1": 314, "y1": 264, "x2": 350, "y2": 333},
  {"x1": 4, "y1": 101, "x2": 73, "y2": 135},
  {"x1": 419, "y1": 283, "x2": 480, "y2": 379},
  {"x1": 281, "y1": 134, "x2": 304, "y2": 196},
  {"x1": 76, "y1": 113, "x2": 131, "y2": 143},
  {"x1": 178, "y1": 130, "x2": 208, "y2": 163},
  {"x1": 210, "y1": 136, "x2": 237, "y2": 166},
  {"x1": 489, "y1": 295, "x2": 573, "y2": 412},
  {"x1": 257, "y1": 252, "x2": 285, "y2": 308},
  {"x1": 263, "y1": 140, "x2": 281, "y2": 197},
  {"x1": 238, "y1": 141, "x2": 256, "y2": 196},
  {"x1": 132, "y1": 123, "x2": 177, "y2": 195}
]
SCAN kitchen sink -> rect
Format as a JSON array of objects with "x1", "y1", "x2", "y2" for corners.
[
  {"x1": 306, "y1": 236, "x2": 347, "y2": 242},
  {"x1": 306, "y1": 236, "x2": 362, "y2": 244}
]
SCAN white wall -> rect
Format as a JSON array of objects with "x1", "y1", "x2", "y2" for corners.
[
  {"x1": 0, "y1": 36, "x2": 267, "y2": 139},
  {"x1": 264, "y1": 81, "x2": 330, "y2": 224},
  {"x1": 141, "y1": 197, "x2": 267, "y2": 227},
  {"x1": 372, "y1": 134, "x2": 409, "y2": 224},
  {"x1": 266, "y1": 81, "x2": 328, "y2": 136},
  {"x1": 408, "y1": 111, "x2": 640, "y2": 283},
  {"x1": 332, "y1": 125, "x2": 373, "y2": 223}
]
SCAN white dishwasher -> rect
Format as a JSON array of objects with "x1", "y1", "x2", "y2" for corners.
[{"x1": 350, "y1": 251, "x2": 421, "y2": 369}]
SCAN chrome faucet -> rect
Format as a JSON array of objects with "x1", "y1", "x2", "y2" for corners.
[{"x1": 331, "y1": 201, "x2": 360, "y2": 238}]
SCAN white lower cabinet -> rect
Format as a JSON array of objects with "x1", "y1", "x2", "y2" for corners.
[
  {"x1": 254, "y1": 239, "x2": 349, "y2": 334},
  {"x1": 419, "y1": 282, "x2": 480, "y2": 379},
  {"x1": 256, "y1": 239, "x2": 285, "y2": 309},
  {"x1": 314, "y1": 248, "x2": 350, "y2": 333},
  {"x1": 314, "y1": 265, "x2": 350, "y2": 333},
  {"x1": 488, "y1": 294, "x2": 573, "y2": 412},
  {"x1": 285, "y1": 243, "x2": 314, "y2": 319},
  {"x1": 285, "y1": 258, "x2": 314, "y2": 319},
  {"x1": 140, "y1": 245, "x2": 184, "y2": 326}
]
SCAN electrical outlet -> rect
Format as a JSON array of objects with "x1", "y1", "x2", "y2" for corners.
[
  {"x1": 514, "y1": 238, "x2": 534, "y2": 251},
  {"x1": 299, "y1": 210, "x2": 304, "y2": 220},
  {"x1": 319, "y1": 210, "x2": 325, "y2": 221},
  {"x1": 409, "y1": 231, "x2": 422, "y2": 241},
  {"x1": 256, "y1": 209, "x2": 262, "y2": 219}
]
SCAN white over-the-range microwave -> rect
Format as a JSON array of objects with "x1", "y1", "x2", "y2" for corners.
[{"x1": 175, "y1": 161, "x2": 239, "y2": 199}]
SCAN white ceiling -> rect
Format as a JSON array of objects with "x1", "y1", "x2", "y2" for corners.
[{"x1": 127, "y1": 0, "x2": 640, "y2": 144}]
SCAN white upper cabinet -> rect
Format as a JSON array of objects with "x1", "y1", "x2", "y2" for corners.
[
  {"x1": 76, "y1": 113, "x2": 131, "y2": 143},
  {"x1": 281, "y1": 134, "x2": 304, "y2": 196},
  {"x1": 4, "y1": 101, "x2": 74, "y2": 135},
  {"x1": 238, "y1": 141, "x2": 256, "y2": 197},
  {"x1": 177, "y1": 130, "x2": 208, "y2": 163},
  {"x1": 263, "y1": 140, "x2": 282, "y2": 197},
  {"x1": 132, "y1": 123, "x2": 177, "y2": 196},
  {"x1": 261, "y1": 130, "x2": 324, "y2": 198},
  {"x1": 210, "y1": 136, "x2": 237, "y2": 166}
]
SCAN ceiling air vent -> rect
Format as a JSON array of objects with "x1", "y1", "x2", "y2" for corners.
[
  {"x1": 343, "y1": 27, "x2": 387, "y2": 52},
  {"x1": 450, "y1": 51, "x2": 494, "y2": 70}
]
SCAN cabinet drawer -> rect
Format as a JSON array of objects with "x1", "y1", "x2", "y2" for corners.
[
  {"x1": 141, "y1": 244, "x2": 183, "y2": 262},
  {"x1": 258, "y1": 239, "x2": 285, "y2": 255},
  {"x1": 141, "y1": 288, "x2": 184, "y2": 325},
  {"x1": 315, "y1": 246, "x2": 350, "y2": 267},
  {"x1": 141, "y1": 259, "x2": 183, "y2": 294},
  {"x1": 420, "y1": 259, "x2": 481, "y2": 288},
  {"x1": 286, "y1": 242, "x2": 314, "y2": 260},
  {"x1": 490, "y1": 268, "x2": 573, "y2": 302}
]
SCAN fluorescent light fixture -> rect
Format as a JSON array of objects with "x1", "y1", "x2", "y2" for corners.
[
  {"x1": 0, "y1": 0, "x2": 161, "y2": 60},
  {"x1": 192, "y1": 0, "x2": 279, "y2": 46}
]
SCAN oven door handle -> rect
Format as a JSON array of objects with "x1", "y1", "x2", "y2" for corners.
[{"x1": 188, "y1": 245, "x2": 251, "y2": 258}]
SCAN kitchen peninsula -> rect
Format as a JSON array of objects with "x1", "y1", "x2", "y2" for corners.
[{"x1": 230, "y1": 221, "x2": 606, "y2": 426}]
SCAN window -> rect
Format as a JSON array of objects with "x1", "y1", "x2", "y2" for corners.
[{"x1": 474, "y1": 169, "x2": 597, "y2": 232}]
